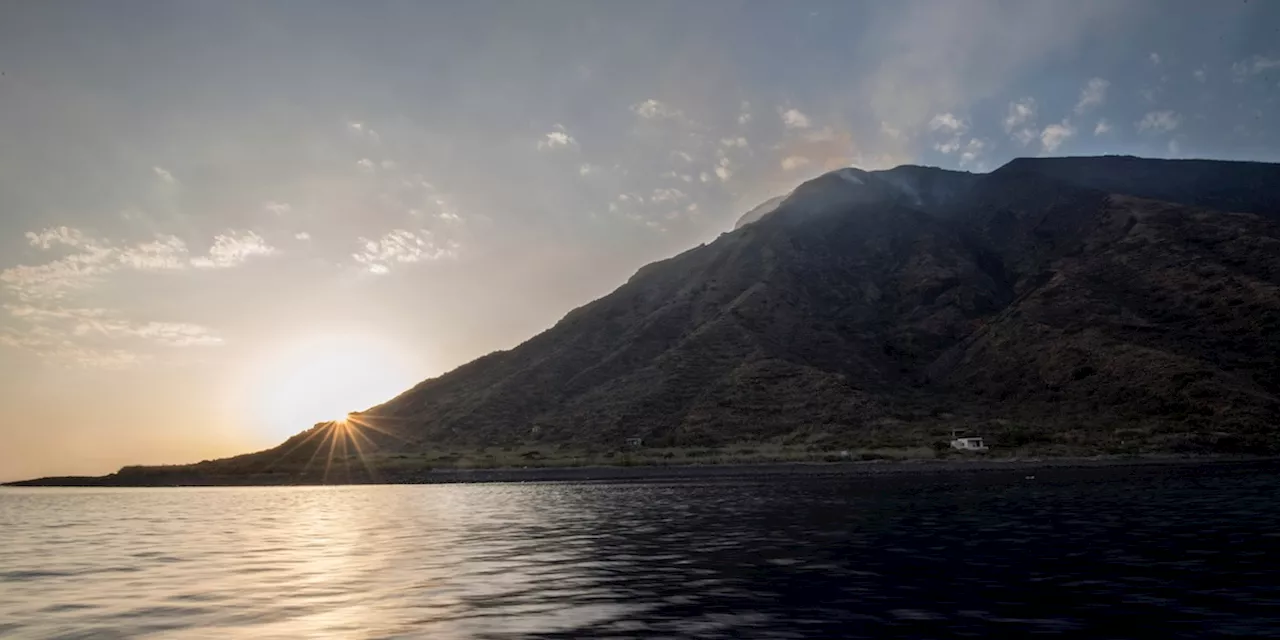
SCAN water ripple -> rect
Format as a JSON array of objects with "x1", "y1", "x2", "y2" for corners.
[{"x1": 1, "y1": 462, "x2": 1278, "y2": 638}]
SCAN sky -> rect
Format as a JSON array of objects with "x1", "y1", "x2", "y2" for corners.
[{"x1": 2, "y1": 0, "x2": 1279, "y2": 481}]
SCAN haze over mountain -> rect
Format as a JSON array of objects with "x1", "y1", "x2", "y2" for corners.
[{"x1": 32, "y1": 154, "x2": 1271, "y2": 485}]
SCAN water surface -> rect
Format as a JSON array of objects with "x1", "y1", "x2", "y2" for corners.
[{"x1": 2, "y1": 462, "x2": 1277, "y2": 638}]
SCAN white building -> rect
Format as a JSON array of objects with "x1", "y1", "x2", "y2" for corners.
[{"x1": 950, "y1": 436, "x2": 989, "y2": 451}]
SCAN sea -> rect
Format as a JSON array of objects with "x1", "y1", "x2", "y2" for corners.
[{"x1": 1, "y1": 461, "x2": 1277, "y2": 638}]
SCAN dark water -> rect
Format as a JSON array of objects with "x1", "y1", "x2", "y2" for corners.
[{"x1": 1, "y1": 462, "x2": 1278, "y2": 639}]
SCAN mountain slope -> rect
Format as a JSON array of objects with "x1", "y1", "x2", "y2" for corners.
[{"x1": 113, "y1": 155, "x2": 1280, "y2": 481}]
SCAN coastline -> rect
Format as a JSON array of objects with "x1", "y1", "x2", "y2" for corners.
[{"x1": 4, "y1": 455, "x2": 1275, "y2": 488}]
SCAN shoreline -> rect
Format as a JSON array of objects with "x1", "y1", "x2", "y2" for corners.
[{"x1": 4, "y1": 455, "x2": 1275, "y2": 488}]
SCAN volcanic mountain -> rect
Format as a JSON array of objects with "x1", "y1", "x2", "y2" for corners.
[{"x1": 65, "y1": 155, "x2": 1280, "y2": 484}]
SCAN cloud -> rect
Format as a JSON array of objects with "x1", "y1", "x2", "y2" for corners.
[
  {"x1": 934, "y1": 139, "x2": 962, "y2": 154},
  {"x1": 1074, "y1": 78, "x2": 1109, "y2": 114},
  {"x1": 26, "y1": 226, "x2": 89, "y2": 249},
  {"x1": 347, "y1": 121, "x2": 381, "y2": 142},
  {"x1": 116, "y1": 235, "x2": 189, "y2": 270},
  {"x1": 437, "y1": 211, "x2": 462, "y2": 223},
  {"x1": 1168, "y1": 138, "x2": 1181, "y2": 156},
  {"x1": 5, "y1": 305, "x2": 109, "y2": 323},
  {"x1": 0, "y1": 325, "x2": 145, "y2": 369},
  {"x1": 1040, "y1": 120, "x2": 1076, "y2": 153},
  {"x1": 3, "y1": 229, "x2": 192, "y2": 301},
  {"x1": 578, "y1": 163, "x2": 598, "y2": 176},
  {"x1": 631, "y1": 99, "x2": 684, "y2": 120},
  {"x1": 352, "y1": 229, "x2": 459, "y2": 273},
  {"x1": 3, "y1": 304, "x2": 221, "y2": 367},
  {"x1": 380, "y1": 160, "x2": 397, "y2": 170},
  {"x1": 1094, "y1": 119, "x2": 1112, "y2": 135},
  {"x1": 780, "y1": 108, "x2": 812, "y2": 129},
  {"x1": 190, "y1": 231, "x2": 276, "y2": 269},
  {"x1": 699, "y1": 172, "x2": 710, "y2": 183},
  {"x1": 5, "y1": 229, "x2": 273, "y2": 301},
  {"x1": 72, "y1": 318, "x2": 222, "y2": 347},
  {"x1": 958, "y1": 138, "x2": 987, "y2": 168},
  {"x1": 880, "y1": 121, "x2": 903, "y2": 139},
  {"x1": 929, "y1": 112, "x2": 968, "y2": 134},
  {"x1": 650, "y1": 188, "x2": 687, "y2": 203},
  {"x1": 1232, "y1": 55, "x2": 1280, "y2": 82},
  {"x1": 537, "y1": 124, "x2": 577, "y2": 150},
  {"x1": 737, "y1": 101, "x2": 752, "y2": 125},
  {"x1": 264, "y1": 201, "x2": 292, "y2": 216},
  {"x1": 857, "y1": 1, "x2": 1126, "y2": 133},
  {"x1": 356, "y1": 158, "x2": 376, "y2": 172},
  {"x1": 294, "y1": 232, "x2": 311, "y2": 241},
  {"x1": 781, "y1": 156, "x2": 811, "y2": 171},
  {"x1": 720, "y1": 137, "x2": 749, "y2": 148},
  {"x1": 671, "y1": 151, "x2": 694, "y2": 163},
  {"x1": 1137, "y1": 110, "x2": 1181, "y2": 133},
  {"x1": 714, "y1": 165, "x2": 732, "y2": 182},
  {"x1": 1193, "y1": 67, "x2": 1207, "y2": 82},
  {"x1": 1003, "y1": 98, "x2": 1038, "y2": 144},
  {"x1": 1149, "y1": 52, "x2": 1161, "y2": 65},
  {"x1": 152, "y1": 166, "x2": 176, "y2": 184},
  {"x1": 929, "y1": 112, "x2": 970, "y2": 156}
]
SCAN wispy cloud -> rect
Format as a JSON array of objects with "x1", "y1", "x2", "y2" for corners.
[
  {"x1": 1149, "y1": 52, "x2": 1161, "y2": 65},
  {"x1": 356, "y1": 158, "x2": 376, "y2": 172},
  {"x1": 72, "y1": 318, "x2": 222, "y2": 347},
  {"x1": 352, "y1": 229, "x2": 459, "y2": 274},
  {"x1": 190, "y1": 231, "x2": 276, "y2": 269},
  {"x1": 152, "y1": 166, "x2": 177, "y2": 184},
  {"x1": 347, "y1": 121, "x2": 381, "y2": 142},
  {"x1": 737, "y1": 101, "x2": 752, "y2": 125},
  {"x1": 934, "y1": 139, "x2": 962, "y2": 154},
  {"x1": 714, "y1": 156, "x2": 732, "y2": 181},
  {"x1": 1094, "y1": 119, "x2": 1112, "y2": 135},
  {"x1": 929, "y1": 112, "x2": 967, "y2": 134},
  {"x1": 536, "y1": 124, "x2": 577, "y2": 150},
  {"x1": 650, "y1": 187, "x2": 687, "y2": 203},
  {"x1": 4, "y1": 227, "x2": 277, "y2": 305},
  {"x1": 930, "y1": 112, "x2": 969, "y2": 155},
  {"x1": 631, "y1": 99, "x2": 684, "y2": 120},
  {"x1": 1040, "y1": 120, "x2": 1076, "y2": 153},
  {"x1": 3, "y1": 304, "x2": 222, "y2": 368},
  {"x1": 25, "y1": 226, "x2": 89, "y2": 250},
  {"x1": 1003, "y1": 98, "x2": 1038, "y2": 145},
  {"x1": 1231, "y1": 55, "x2": 1280, "y2": 82},
  {"x1": 780, "y1": 108, "x2": 812, "y2": 130},
  {"x1": 781, "y1": 156, "x2": 811, "y2": 171},
  {"x1": 1137, "y1": 110, "x2": 1181, "y2": 133},
  {"x1": 1074, "y1": 78, "x2": 1109, "y2": 114},
  {"x1": 294, "y1": 232, "x2": 311, "y2": 241},
  {"x1": 116, "y1": 235, "x2": 190, "y2": 270},
  {"x1": 264, "y1": 201, "x2": 292, "y2": 215},
  {"x1": 0, "y1": 325, "x2": 145, "y2": 369},
  {"x1": 959, "y1": 138, "x2": 988, "y2": 168}
]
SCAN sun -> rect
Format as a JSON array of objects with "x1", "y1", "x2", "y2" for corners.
[{"x1": 242, "y1": 333, "x2": 419, "y2": 440}]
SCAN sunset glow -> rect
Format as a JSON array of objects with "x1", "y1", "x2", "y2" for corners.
[{"x1": 244, "y1": 334, "x2": 417, "y2": 438}]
